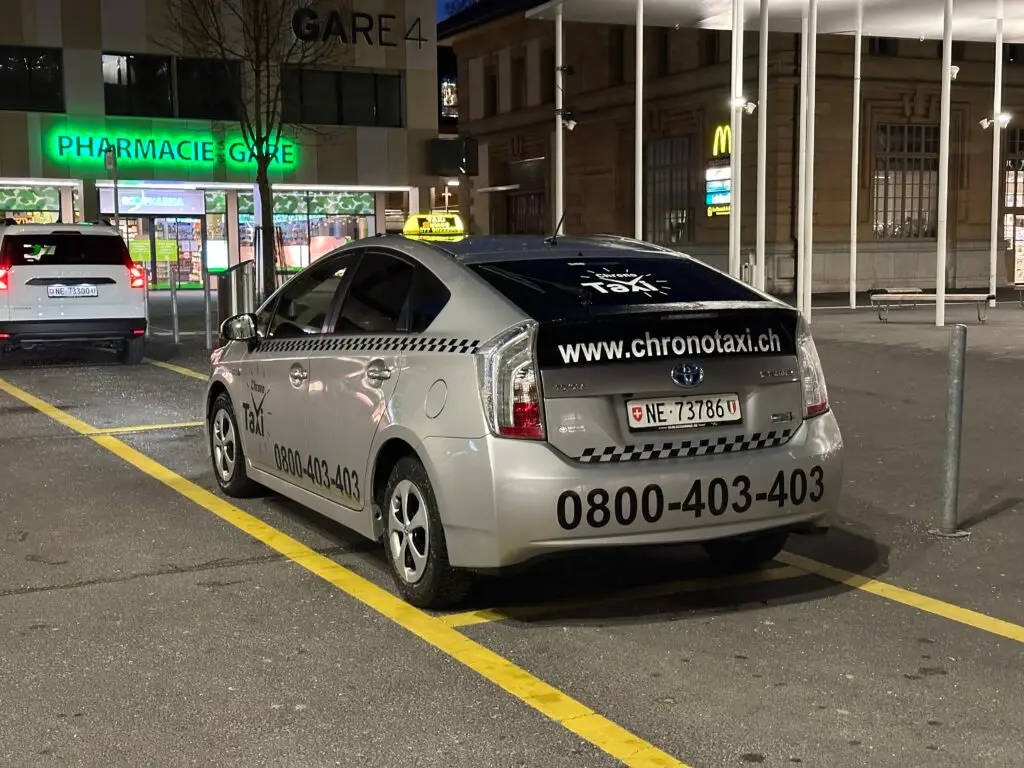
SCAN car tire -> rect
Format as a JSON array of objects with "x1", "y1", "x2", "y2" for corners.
[
  {"x1": 118, "y1": 335, "x2": 144, "y2": 365},
  {"x1": 383, "y1": 456, "x2": 473, "y2": 609},
  {"x1": 208, "y1": 393, "x2": 262, "y2": 498},
  {"x1": 701, "y1": 530, "x2": 790, "y2": 570}
]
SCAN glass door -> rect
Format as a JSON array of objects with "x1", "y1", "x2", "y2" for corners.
[{"x1": 153, "y1": 216, "x2": 203, "y2": 289}]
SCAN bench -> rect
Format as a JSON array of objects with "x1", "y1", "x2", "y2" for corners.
[{"x1": 869, "y1": 290, "x2": 996, "y2": 323}]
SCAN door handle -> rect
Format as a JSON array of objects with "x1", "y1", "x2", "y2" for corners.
[{"x1": 365, "y1": 359, "x2": 393, "y2": 382}]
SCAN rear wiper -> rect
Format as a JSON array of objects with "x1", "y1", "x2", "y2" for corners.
[{"x1": 479, "y1": 265, "x2": 592, "y2": 307}]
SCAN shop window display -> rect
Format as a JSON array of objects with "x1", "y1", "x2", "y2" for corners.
[
  {"x1": 237, "y1": 190, "x2": 375, "y2": 271},
  {"x1": 0, "y1": 185, "x2": 62, "y2": 224}
]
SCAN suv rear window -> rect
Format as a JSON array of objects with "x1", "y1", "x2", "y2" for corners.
[
  {"x1": 467, "y1": 254, "x2": 761, "y2": 321},
  {"x1": 1, "y1": 233, "x2": 131, "y2": 267}
]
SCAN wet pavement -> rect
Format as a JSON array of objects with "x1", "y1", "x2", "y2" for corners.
[{"x1": 1, "y1": 291, "x2": 1023, "y2": 767}]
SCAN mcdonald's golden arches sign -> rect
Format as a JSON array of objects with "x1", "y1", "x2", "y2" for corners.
[
  {"x1": 705, "y1": 123, "x2": 732, "y2": 217},
  {"x1": 711, "y1": 124, "x2": 732, "y2": 158}
]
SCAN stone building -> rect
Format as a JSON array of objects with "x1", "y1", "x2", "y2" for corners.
[{"x1": 440, "y1": 1, "x2": 1024, "y2": 293}]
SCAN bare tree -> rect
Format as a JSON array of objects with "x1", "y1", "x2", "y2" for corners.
[{"x1": 158, "y1": 0, "x2": 335, "y2": 300}]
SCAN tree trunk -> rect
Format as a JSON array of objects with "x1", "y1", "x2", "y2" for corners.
[{"x1": 256, "y1": 163, "x2": 276, "y2": 302}]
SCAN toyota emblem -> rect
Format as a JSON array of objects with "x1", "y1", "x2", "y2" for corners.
[{"x1": 670, "y1": 362, "x2": 704, "y2": 389}]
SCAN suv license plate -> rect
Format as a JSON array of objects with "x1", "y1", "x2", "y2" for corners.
[
  {"x1": 627, "y1": 394, "x2": 742, "y2": 431},
  {"x1": 47, "y1": 285, "x2": 99, "y2": 298}
]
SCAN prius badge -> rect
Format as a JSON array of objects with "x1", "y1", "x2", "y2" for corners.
[{"x1": 670, "y1": 362, "x2": 704, "y2": 389}]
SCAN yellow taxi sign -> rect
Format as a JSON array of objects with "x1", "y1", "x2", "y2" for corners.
[{"x1": 402, "y1": 213, "x2": 465, "y2": 242}]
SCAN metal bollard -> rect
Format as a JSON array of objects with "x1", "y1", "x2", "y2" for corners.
[
  {"x1": 203, "y1": 267, "x2": 213, "y2": 350},
  {"x1": 169, "y1": 267, "x2": 180, "y2": 345},
  {"x1": 932, "y1": 323, "x2": 970, "y2": 538}
]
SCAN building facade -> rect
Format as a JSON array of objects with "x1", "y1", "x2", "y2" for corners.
[
  {"x1": 0, "y1": 0, "x2": 443, "y2": 288},
  {"x1": 441, "y1": 4, "x2": 1024, "y2": 293}
]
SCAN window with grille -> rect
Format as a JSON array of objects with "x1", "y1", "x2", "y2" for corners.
[
  {"x1": 1003, "y1": 127, "x2": 1024, "y2": 267},
  {"x1": 871, "y1": 124, "x2": 939, "y2": 239},
  {"x1": 643, "y1": 136, "x2": 692, "y2": 245}
]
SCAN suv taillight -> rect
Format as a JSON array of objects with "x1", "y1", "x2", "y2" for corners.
[
  {"x1": 475, "y1": 321, "x2": 546, "y2": 440},
  {"x1": 0, "y1": 267, "x2": 7, "y2": 291},
  {"x1": 796, "y1": 316, "x2": 829, "y2": 418},
  {"x1": 128, "y1": 265, "x2": 146, "y2": 289}
]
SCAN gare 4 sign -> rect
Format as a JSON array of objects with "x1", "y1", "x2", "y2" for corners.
[{"x1": 291, "y1": 8, "x2": 428, "y2": 48}]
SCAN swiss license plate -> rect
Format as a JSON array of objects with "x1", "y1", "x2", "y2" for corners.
[
  {"x1": 47, "y1": 285, "x2": 98, "y2": 298},
  {"x1": 627, "y1": 394, "x2": 742, "y2": 431}
]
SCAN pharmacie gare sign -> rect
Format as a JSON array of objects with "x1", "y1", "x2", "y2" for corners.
[{"x1": 42, "y1": 121, "x2": 300, "y2": 176}]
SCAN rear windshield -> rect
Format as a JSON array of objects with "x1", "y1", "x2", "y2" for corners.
[
  {"x1": 1, "y1": 233, "x2": 130, "y2": 267},
  {"x1": 467, "y1": 254, "x2": 761, "y2": 321}
]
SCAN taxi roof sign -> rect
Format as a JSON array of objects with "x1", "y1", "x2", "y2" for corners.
[{"x1": 402, "y1": 212, "x2": 465, "y2": 242}]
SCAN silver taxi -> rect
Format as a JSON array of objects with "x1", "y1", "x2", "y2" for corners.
[{"x1": 205, "y1": 234, "x2": 843, "y2": 608}]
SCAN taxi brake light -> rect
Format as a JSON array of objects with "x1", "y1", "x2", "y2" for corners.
[
  {"x1": 0, "y1": 267, "x2": 7, "y2": 291},
  {"x1": 476, "y1": 322, "x2": 546, "y2": 441},
  {"x1": 796, "y1": 317, "x2": 829, "y2": 418}
]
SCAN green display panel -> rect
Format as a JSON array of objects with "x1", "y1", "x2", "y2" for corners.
[{"x1": 0, "y1": 186, "x2": 61, "y2": 212}]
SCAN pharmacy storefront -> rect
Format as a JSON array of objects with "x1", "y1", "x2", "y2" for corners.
[{"x1": 24, "y1": 116, "x2": 400, "y2": 289}]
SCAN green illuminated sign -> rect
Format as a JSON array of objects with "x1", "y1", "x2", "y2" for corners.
[{"x1": 43, "y1": 122, "x2": 299, "y2": 174}]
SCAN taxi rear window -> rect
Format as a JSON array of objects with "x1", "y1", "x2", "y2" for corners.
[{"x1": 467, "y1": 255, "x2": 760, "y2": 321}]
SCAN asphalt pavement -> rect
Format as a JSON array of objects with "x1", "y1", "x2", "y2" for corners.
[{"x1": 1, "y1": 290, "x2": 1023, "y2": 767}]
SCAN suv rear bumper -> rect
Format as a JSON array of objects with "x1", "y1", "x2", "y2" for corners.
[{"x1": 0, "y1": 318, "x2": 147, "y2": 345}]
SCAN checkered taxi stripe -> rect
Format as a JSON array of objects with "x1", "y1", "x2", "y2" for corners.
[
  {"x1": 257, "y1": 335, "x2": 480, "y2": 355},
  {"x1": 575, "y1": 429, "x2": 795, "y2": 464}
]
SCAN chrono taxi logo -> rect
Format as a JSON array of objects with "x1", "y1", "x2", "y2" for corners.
[{"x1": 578, "y1": 269, "x2": 670, "y2": 296}]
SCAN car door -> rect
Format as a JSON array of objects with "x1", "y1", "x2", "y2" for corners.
[
  {"x1": 235, "y1": 254, "x2": 353, "y2": 492},
  {"x1": 305, "y1": 249, "x2": 423, "y2": 514}
]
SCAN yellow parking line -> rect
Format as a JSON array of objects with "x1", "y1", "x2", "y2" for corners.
[
  {"x1": 776, "y1": 551, "x2": 1024, "y2": 644},
  {"x1": 442, "y1": 565, "x2": 805, "y2": 628},
  {"x1": 84, "y1": 421, "x2": 205, "y2": 435},
  {"x1": 0, "y1": 376, "x2": 688, "y2": 768},
  {"x1": 144, "y1": 358, "x2": 208, "y2": 380}
]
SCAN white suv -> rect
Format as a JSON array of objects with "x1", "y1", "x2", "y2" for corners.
[{"x1": 0, "y1": 221, "x2": 148, "y2": 364}]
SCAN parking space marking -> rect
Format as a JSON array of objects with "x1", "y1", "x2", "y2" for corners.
[
  {"x1": 441, "y1": 565, "x2": 805, "y2": 628},
  {"x1": 139, "y1": 359, "x2": 1024, "y2": 647},
  {"x1": 777, "y1": 551, "x2": 1024, "y2": 644},
  {"x1": 0, "y1": 376, "x2": 688, "y2": 768},
  {"x1": 144, "y1": 358, "x2": 208, "y2": 380},
  {"x1": 83, "y1": 421, "x2": 205, "y2": 436}
]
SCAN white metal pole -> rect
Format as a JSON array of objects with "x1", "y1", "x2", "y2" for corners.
[
  {"x1": 849, "y1": 0, "x2": 863, "y2": 308},
  {"x1": 755, "y1": 0, "x2": 769, "y2": 291},
  {"x1": 989, "y1": 5, "x2": 1004, "y2": 307},
  {"x1": 802, "y1": 0, "x2": 818, "y2": 323},
  {"x1": 729, "y1": 0, "x2": 744, "y2": 277},
  {"x1": 554, "y1": 5, "x2": 565, "y2": 234},
  {"x1": 936, "y1": 0, "x2": 953, "y2": 327},
  {"x1": 634, "y1": 0, "x2": 644, "y2": 239},
  {"x1": 796, "y1": 13, "x2": 809, "y2": 312}
]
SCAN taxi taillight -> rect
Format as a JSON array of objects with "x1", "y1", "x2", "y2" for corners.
[
  {"x1": 0, "y1": 267, "x2": 8, "y2": 291},
  {"x1": 796, "y1": 317, "x2": 829, "y2": 418},
  {"x1": 476, "y1": 321, "x2": 546, "y2": 441}
]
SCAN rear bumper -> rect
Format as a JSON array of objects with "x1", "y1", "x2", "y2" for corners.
[
  {"x1": 0, "y1": 318, "x2": 147, "y2": 345},
  {"x1": 420, "y1": 410, "x2": 844, "y2": 570}
]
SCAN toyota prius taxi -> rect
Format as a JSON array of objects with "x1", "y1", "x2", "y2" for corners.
[{"x1": 205, "y1": 234, "x2": 843, "y2": 608}]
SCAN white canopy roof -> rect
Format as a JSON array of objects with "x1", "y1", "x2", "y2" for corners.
[{"x1": 527, "y1": 0, "x2": 1024, "y2": 43}]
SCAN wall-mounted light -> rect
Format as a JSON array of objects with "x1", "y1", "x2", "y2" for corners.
[
  {"x1": 731, "y1": 97, "x2": 757, "y2": 115},
  {"x1": 980, "y1": 113, "x2": 1012, "y2": 129}
]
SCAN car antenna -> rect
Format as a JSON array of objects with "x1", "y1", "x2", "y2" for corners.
[{"x1": 545, "y1": 209, "x2": 567, "y2": 245}]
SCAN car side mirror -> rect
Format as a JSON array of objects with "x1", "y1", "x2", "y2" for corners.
[{"x1": 221, "y1": 313, "x2": 258, "y2": 347}]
